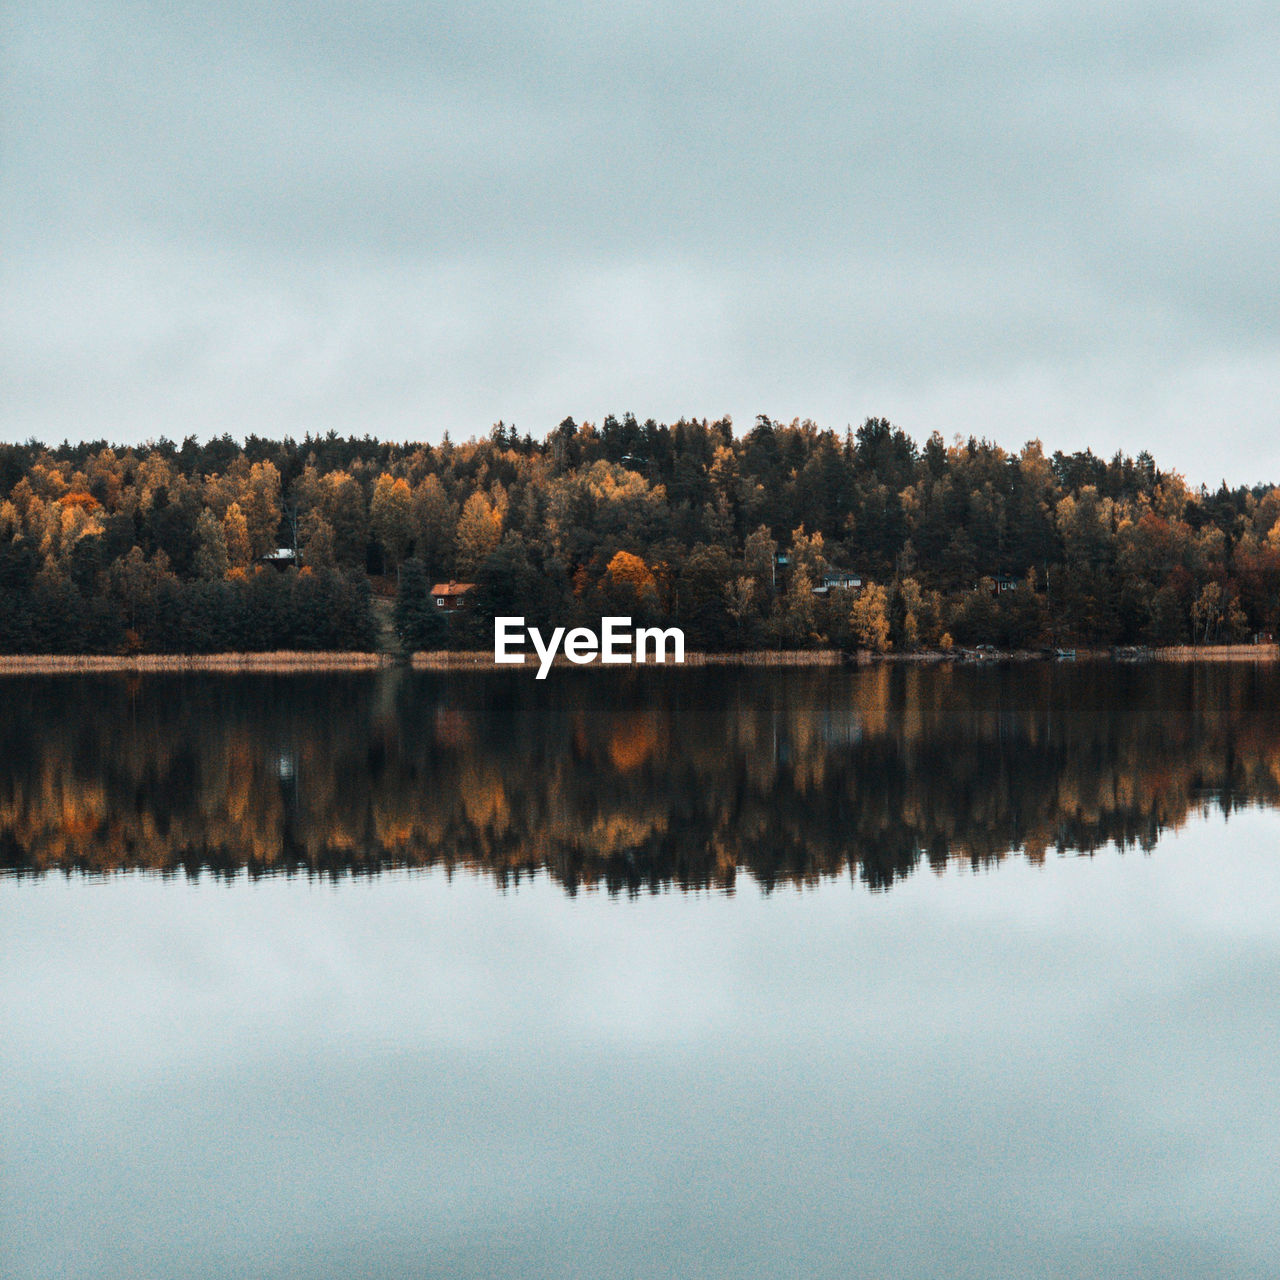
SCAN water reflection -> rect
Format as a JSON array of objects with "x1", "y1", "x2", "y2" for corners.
[{"x1": 2, "y1": 663, "x2": 1278, "y2": 891}]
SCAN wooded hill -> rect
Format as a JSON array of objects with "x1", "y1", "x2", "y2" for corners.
[{"x1": 1, "y1": 415, "x2": 1277, "y2": 653}]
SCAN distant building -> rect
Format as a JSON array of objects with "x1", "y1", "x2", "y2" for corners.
[
  {"x1": 259, "y1": 546, "x2": 297, "y2": 569},
  {"x1": 812, "y1": 569, "x2": 863, "y2": 595},
  {"x1": 431, "y1": 581, "x2": 475, "y2": 611},
  {"x1": 992, "y1": 574, "x2": 1023, "y2": 595}
]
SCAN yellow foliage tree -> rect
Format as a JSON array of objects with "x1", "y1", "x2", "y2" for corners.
[
  {"x1": 455, "y1": 492, "x2": 503, "y2": 575},
  {"x1": 223, "y1": 502, "x2": 252, "y2": 571},
  {"x1": 242, "y1": 461, "x2": 282, "y2": 558},
  {"x1": 604, "y1": 550, "x2": 658, "y2": 607},
  {"x1": 370, "y1": 475, "x2": 414, "y2": 571},
  {"x1": 850, "y1": 583, "x2": 891, "y2": 652}
]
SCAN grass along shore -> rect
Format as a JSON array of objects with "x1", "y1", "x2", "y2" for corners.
[
  {"x1": 0, "y1": 644, "x2": 1275, "y2": 676},
  {"x1": 0, "y1": 652, "x2": 392, "y2": 674},
  {"x1": 408, "y1": 649, "x2": 846, "y2": 670},
  {"x1": 0, "y1": 649, "x2": 846, "y2": 675}
]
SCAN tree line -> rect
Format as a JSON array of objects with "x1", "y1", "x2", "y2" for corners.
[{"x1": 1, "y1": 415, "x2": 1278, "y2": 652}]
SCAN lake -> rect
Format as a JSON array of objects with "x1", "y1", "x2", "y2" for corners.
[{"x1": 3, "y1": 663, "x2": 1280, "y2": 1278}]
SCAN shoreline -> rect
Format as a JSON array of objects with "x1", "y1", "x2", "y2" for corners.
[
  {"x1": 0, "y1": 652, "x2": 393, "y2": 675},
  {"x1": 0, "y1": 644, "x2": 1275, "y2": 675}
]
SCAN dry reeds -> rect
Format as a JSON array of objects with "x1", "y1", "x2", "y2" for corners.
[
  {"x1": 5, "y1": 645, "x2": 1274, "y2": 677},
  {"x1": 683, "y1": 650, "x2": 844, "y2": 666},
  {"x1": 410, "y1": 650, "x2": 502, "y2": 669},
  {"x1": 409, "y1": 649, "x2": 846, "y2": 670},
  {"x1": 0, "y1": 652, "x2": 392, "y2": 676},
  {"x1": 1152, "y1": 644, "x2": 1279, "y2": 661}
]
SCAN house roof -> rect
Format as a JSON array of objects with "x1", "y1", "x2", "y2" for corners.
[{"x1": 431, "y1": 581, "x2": 475, "y2": 597}]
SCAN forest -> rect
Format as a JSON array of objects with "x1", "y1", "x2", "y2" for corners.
[{"x1": 1, "y1": 414, "x2": 1278, "y2": 653}]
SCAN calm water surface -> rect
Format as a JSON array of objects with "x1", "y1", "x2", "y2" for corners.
[{"x1": 3, "y1": 664, "x2": 1280, "y2": 1278}]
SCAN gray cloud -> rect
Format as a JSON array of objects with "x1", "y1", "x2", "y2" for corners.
[{"x1": 3, "y1": 1, "x2": 1278, "y2": 481}]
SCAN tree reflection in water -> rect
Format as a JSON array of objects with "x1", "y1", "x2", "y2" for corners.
[{"x1": 2, "y1": 663, "x2": 1278, "y2": 892}]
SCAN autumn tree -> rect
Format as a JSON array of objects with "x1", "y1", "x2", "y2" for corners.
[
  {"x1": 455, "y1": 491, "x2": 503, "y2": 576},
  {"x1": 194, "y1": 509, "x2": 229, "y2": 580},
  {"x1": 370, "y1": 475, "x2": 414, "y2": 572},
  {"x1": 849, "y1": 583, "x2": 891, "y2": 652},
  {"x1": 743, "y1": 525, "x2": 778, "y2": 602},
  {"x1": 775, "y1": 567, "x2": 821, "y2": 648},
  {"x1": 240, "y1": 461, "x2": 282, "y2": 558},
  {"x1": 319, "y1": 472, "x2": 369, "y2": 569},
  {"x1": 222, "y1": 503, "x2": 252, "y2": 572},
  {"x1": 602, "y1": 550, "x2": 659, "y2": 612},
  {"x1": 723, "y1": 576, "x2": 758, "y2": 645},
  {"x1": 300, "y1": 513, "x2": 337, "y2": 569},
  {"x1": 789, "y1": 524, "x2": 828, "y2": 582},
  {"x1": 411, "y1": 474, "x2": 458, "y2": 575}
]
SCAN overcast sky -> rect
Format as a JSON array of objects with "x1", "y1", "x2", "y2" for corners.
[{"x1": 2, "y1": 1, "x2": 1278, "y2": 484}]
